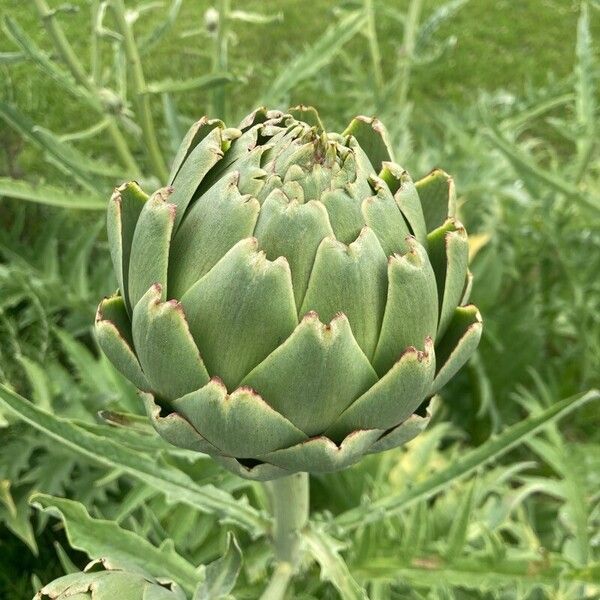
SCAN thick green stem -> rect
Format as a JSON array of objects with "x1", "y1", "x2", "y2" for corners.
[
  {"x1": 398, "y1": 0, "x2": 423, "y2": 109},
  {"x1": 33, "y1": 0, "x2": 89, "y2": 84},
  {"x1": 212, "y1": 0, "x2": 230, "y2": 120},
  {"x1": 258, "y1": 562, "x2": 293, "y2": 600},
  {"x1": 111, "y1": 0, "x2": 168, "y2": 182},
  {"x1": 364, "y1": 0, "x2": 383, "y2": 109},
  {"x1": 90, "y1": 0, "x2": 102, "y2": 85},
  {"x1": 266, "y1": 473, "x2": 309, "y2": 566}
]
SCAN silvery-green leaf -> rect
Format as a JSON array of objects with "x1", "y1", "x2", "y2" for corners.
[{"x1": 195, "y1": 533, "x2": 242, "y2": 600}]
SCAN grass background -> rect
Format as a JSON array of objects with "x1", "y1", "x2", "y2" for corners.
[{"x1": 2, "y1": 0, "x2": 598, "y2": 178}]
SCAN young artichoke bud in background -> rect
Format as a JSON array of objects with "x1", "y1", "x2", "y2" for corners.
[
  {"x1": 204, "y1": 6, "x2": 220, "y2": 34},
  {"x1": 34, "y1": 559, "x2": 186, "y2": 600},
  {"x1": 95, "y1": 107, "x2": 482, "y2": 480}
]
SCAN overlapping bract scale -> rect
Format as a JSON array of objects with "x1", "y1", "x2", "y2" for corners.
[{"x1": 95, "y1": 107, "x2": 482, "y2": 479}]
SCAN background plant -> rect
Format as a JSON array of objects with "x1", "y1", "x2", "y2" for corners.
[{"x1": 0, "y1": 0, "x2": 599, "y2": 598}]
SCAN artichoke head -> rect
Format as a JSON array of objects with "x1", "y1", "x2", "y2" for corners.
[
  {"x1": 34, "y1": 559, "x2": 186, "y2": 600},
  {"x1": 95, "y1": 107, "x2": 482, "y2": 480}
]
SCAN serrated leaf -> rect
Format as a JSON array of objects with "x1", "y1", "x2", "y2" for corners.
[
  {"x1": 2, "y1": 16, "x2": 97, "y2": 106},
  {"x1": 195, "y1": 532, "x2": 242, "y2": 600},
  {"x1": 0, "y1": 384, "x2": 269, "y2": 534},
  {"x1": 0, "y1": 480, "x2": 37, "y2": 555},
  {"x1": 334, "y1": 390, "x2": 599, "y2": 532},
  {"x1": 304, "y1": 526, "x2": 368, "y2": 600},
  {"x1": 16, "y1": 355, "x2": 53, "y2": 412},
  {"x1": 527, "y1": 437, "x2": 589, "y2": 565},
  {"x1": 32, "y1": 126, "x2": 122, "y2": 178},
  {"x1": 54, "y1": 328, "x2": 114, "y2": 395},
  {"x1": 481, "y1": 109, "x2": 600, "y2": 213},
  {"x1": 30, "y1": 493, "x2": 199, "y2": 593},
  {"x1": 0, "y1": 102, "x2": 103, "y2": 194},
  {"x1": 446, "y1": 477, "x2": 477, "y2": 558},
  {"x1": 414, "y1": 0, "x2": 469, "y2": 55}
]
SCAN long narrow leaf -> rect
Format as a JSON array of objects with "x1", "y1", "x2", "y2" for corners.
[
  {"x1": 33, "y1": 126, "x2": 122, "y2": 178},
  {"x1": 0, "y1": 51, "x2": 25, "y2": 64},
  {"x1": 263, "y1": 10, "x2": 365, "y2": 105},
  {"x1": 145, "y1": 73, "x2": 237, "y2": 94},
  {"x1": 0, "y1": 384, "x2": 269, "y2": 534},
  {"x1": 445, "y1": 477, "x2": 477, "y2": 558},
  {"x1": 573, "y1": 2, "x2": 596, "y2": 181},
  {"x1": 527, "y1": 437, "x2": 589, "y2": 565},
  {"x1": 2, "y1": 17, "x2": 99, "y2": 108},
  {"x1": 334, "y1": 390, "x2": 599, "y2": 532},
  {"x1": 500, "y1": 93, "x2": 574, "y2": 132},
  {"x1": 0, "y1": 102, "x2": 104, "y2": 194},
  {"x1": 0, "y1": 178, "x2": 105, "y2": 210},
  {"x1": 139, "y1": 0, "x2": 183, "y2": 53},
  {"x1": 482, "y1": 116, "x2": 600, "y2": 213},
  {"x1": 352, "y1": 555, "x2": 600, "y2": 589},
  {"x1": 196, "y1": 533, "x2": 242, "y2": 600},
  {"x1": 414, "y1": 0, "x2": 469, "y2": 55}
]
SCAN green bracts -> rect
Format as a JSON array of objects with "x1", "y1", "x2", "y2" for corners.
[
  {"x1": 95, "y1": 108, "x2": 482, "y2": 479},
  {"x1": 34, "y1": 559, "x2": 186, "y2": 600}
]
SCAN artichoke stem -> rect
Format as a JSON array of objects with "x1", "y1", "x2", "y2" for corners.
[{"x1": 266, "y1": 472, "x2": 309, "y2": 567}]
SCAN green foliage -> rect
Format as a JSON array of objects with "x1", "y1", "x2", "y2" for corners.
[{"x1": 0, "y1": 0, "x2": 599, "y2": 599}]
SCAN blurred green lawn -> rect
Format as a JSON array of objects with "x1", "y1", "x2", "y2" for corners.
[{"x1": 1, "y1": 0, "x2": 596, "y2": 152}]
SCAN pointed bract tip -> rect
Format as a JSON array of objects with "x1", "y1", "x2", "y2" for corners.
[
  {"x1": 208, "y1": 376, "x2": 227, "y2": 391},
  {"x1": 301, "y1": 310, "x2": 320, "y2": 323}
]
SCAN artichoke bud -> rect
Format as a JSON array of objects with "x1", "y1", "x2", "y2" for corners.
[
  {"x1": 204, "y1": 6, "x2": 219, "y2": 33},
  {"x1": 96, "y1": 108, "x2": 482, "y2": 480},
  {"x1": 35, "y1": 559, "x2": 185, "y2": 600},
  {"x1": 98, "y1": 88, "x2": 123, "y2": 115}
]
